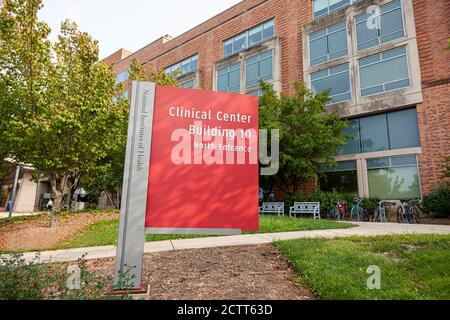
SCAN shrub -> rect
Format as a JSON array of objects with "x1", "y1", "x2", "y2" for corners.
[
  {"x1": 421, "y1": 183, "x2": 450, "y2": 218},
  {"x1": 0, "y1": 253, "x2": 129, "y2": 300}
]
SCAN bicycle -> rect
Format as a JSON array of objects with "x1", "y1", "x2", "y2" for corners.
[
  {"x1": 373, "y1": 201, "x2": 389, "y2": 223},
  {"x1": 397, "y1": 199, "x2": 420, "y2": 224},
  {"x1": 351, "y1": 198, "x2": 369, "y2": 222},
  {"x1": 328, "y1": 200, "x2": 349, "y2": 221}
]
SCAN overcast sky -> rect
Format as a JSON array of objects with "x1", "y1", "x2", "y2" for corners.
[{"x1": 39, "y1": 0, "x2": 242, "y2": 59}]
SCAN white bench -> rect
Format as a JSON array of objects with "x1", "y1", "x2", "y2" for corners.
[
  {"x1": 259, "y1": 202, "x2": 285, "y2": 216},
  {"x1": 289, "y1": 202, "x2": 321, "y2": 220}
]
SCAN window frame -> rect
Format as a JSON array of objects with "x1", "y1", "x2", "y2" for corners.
[
  {"x1": 216, "y1": 62, "x2": 241, "y2": 93},
  {"x1": 366, "y1": 154, "x2": 422, "y2": 200},
  {"x1": 223, "y1": 19, "x2": 275, "y2": 58},
  {"x1": 313, "y1": 0, "x2": 362, "y2": 20},
  {"x1": 245, "y1": 49, "x2": 274, "y2": 89},
  {"x1": 355, "y1": 0, "x2": 405, "y2": 51},
  {"x1": 310, "y1": 63, "x2": 352, "y2": 105},
  {"x1": 164, "y1": 54, "x2": 199, "y2": 78},
  {"x1": 336, "y1": 108, "x2": 421, "y2": 156},
  {"x1": 358, "y1": 46, "x2": 411, "y2": 97},
  {"x1": 309, "y1": 21, "x2": 349, "y2": 66}
]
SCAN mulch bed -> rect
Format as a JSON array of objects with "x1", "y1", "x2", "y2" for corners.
[
  {"x1": 0, "y1": 212, "x2": 119, "y2": 252},
  {"x1": 89, "y1": 244, "x2": 316, "y2": 300}
]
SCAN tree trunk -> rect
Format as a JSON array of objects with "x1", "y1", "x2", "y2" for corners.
[
  {"x1": 50, "y1": 176, "x2": 69, "y2": 212},
  {"x1": 50, "y1": 180, "x2": 63, "y2": 212}
]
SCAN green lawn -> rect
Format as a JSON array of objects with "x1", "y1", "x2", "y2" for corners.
[
  {"x1": 275, "y1": 234, "x2": 450, "y2": 300},
  {"x1": 54, "y1": 216, "x2": 354, "y2": 250}
]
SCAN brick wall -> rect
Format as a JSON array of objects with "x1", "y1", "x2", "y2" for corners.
[
  {"x1": 413, "y1": 0, "x2": 450, "y2": 194},
  {"x1": 106, "y1": 0, "x2": 450, "y2": 197},
  {"x1": 110, "y1": 0, "x2": 313, "y2": 96}
]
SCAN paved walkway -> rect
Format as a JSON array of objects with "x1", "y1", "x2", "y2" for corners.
[
  {"x1": 6, "y1": 222, "x2": 450, "y2": 264},
  {"x1": 0, "y1": 212, "x2": 42, "y2": 219}
]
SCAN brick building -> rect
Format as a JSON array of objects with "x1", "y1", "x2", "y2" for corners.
[{"x1": 105, "y1": 0, "x2": 449, "y2": 201}]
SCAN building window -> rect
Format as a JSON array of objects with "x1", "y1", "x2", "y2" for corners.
[
  {"x1": 311, "y1": 63, "x2": 351, "y2": 104},
  {"x1": 355, "y1": 0, "x2": 405, "y2": 51},
  {"x1": 247, "y1": 89, "x2": 264, "y2": 97},
  {"x1": 164, "y1": 54, "x2": 199, "y2": 77},
  {"x1": 180, "y1": 79, "x2": 196, "y2": 89},
  {"x1": 217, "y1": 63, "x2": 241, "y2": 93},
  {"x1": 387, "y1": 108, "x2": 420, "y2": 149},
  {"x1": 337, "y1": 119, "x2": 361, "y2": 155},
  {"x1": 224, "y1": 19, "x2": 274, "y2": 57},
  {"x1": 310, "y1": 22, "x2": 348, "y2": 66},
  {"x1": 359, "y1": 46, "x2": 410, "y2": 96},
  {"x1": 246, "y1": 50, "x2": 273, "y2": 88},
  {"x1": 337, "y1": 108, "x2": 420, "y2": 155},
  {"x1": 367, "y1": 155, "x2": 421, "y2": 200},
  {"x1": 313, "y1": 0, "x2": 361, "y2": 19},
  {"x1": 318, "y1": 160, "x2": 358, "y2": 194},
  {"x1": 116, "y1": 70, "x2": 129, "y2": 84}
]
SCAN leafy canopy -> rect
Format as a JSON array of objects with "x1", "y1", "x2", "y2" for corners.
[{"x1": 259, "y1": 81, "x2": 348, "y2": 194}]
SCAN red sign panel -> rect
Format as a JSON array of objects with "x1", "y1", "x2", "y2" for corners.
[{"x1": 145, "y1": 86, "x2": 259, "y2": 232}]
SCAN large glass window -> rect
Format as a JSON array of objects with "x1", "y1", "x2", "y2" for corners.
[
  {"x1": 313, "y1": 0, "x2": 361, "y2": 19},
  {"x1": 318, "y1": 160, "x2": 358, "y2": 194},
  {"x1": 367, "y1": 155, "x2": 421, "y2": 200},
  {"x1": 359, "y1": 46, "x2": 410, "y2": 96},
  {"x1": 115, "y1": 70, "x2": 129, "y2": 84},
  {"x1": 336, "y1": 108, "x2": 421, "y2": 155},
  {"x1": 246, "y1": 50, "x2": 273, "y2": 88},
  {"x1": 360, "y1": 114, "x2": 390, "y2": 152},
  {"x1": 224, "y1": 19, "x2": 274, "y2": 57},
  {"x1": 164, "y1": 54, "x2": 198, "y2": 77},
  {"x1": 355, "y1": 0, "x2": 404, "y2": 51},
  {"x1": 310, "y1": 22, "x2": 348, "y2": 66},
  {"x1": 311, "y1": 63, "x2": 351, "y2": 104},
  {"x1": 217, "y1": 63, "x2": 241, "y2": 93},
  {"x1": 387, "y1": 108, "x2": 420, "y2": 149},
  {"x1": 337, "y1": 119, "x2": 361, "y2": 155}
]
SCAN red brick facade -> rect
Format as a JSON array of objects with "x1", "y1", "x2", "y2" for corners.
[
  {"x1": 413, "y1": 0, "x2": 450, "y2": 194},
  {"x1": 106, "y1": 0, "x2": 450, "y2": 197}
]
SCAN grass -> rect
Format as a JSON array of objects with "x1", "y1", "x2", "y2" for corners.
[
  {"x1": 275, "y1": 234, "x2": 450, "y2": 300},
  {"x1": 53, "y1": 215, "x2": 354, "y2": 250},
  {"x1": 0, "y1": 214, "x2": 43, "y2": 226}
]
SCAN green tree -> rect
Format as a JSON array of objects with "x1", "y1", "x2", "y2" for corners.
[
  {"x1": 1, "y1": 2, "x2": 129, "y2": 211},
  {"x1": 128, "y1": 58, "x2": 147, "y2": 82},
  {"x1": 259, "y1": 81, "x2": 348, "y2": 195},
  {"x1": 81, "y1": 61, "x2": 180, "y2": 208},
  {"x1": 43, "y1": 21, "x2": 128, "y2": 210},
  {"x1": 150, "y1": 69, "x2": 179, "y2": 87},
  {"x1": 0, "y1": 0, "x2": 52, "y2": 162}
]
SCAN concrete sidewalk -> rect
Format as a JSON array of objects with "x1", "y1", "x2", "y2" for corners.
[
  {"x1": 6, "y1": 222, "x2": 450, "y2": 264},
  {"x1": 0, "y1": 212, "x2": 43, "y2": 220}
]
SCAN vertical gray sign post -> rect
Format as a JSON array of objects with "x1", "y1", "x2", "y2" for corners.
[{"x1": 114, "y1": 81, "x2": 155, "y2": 290}]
